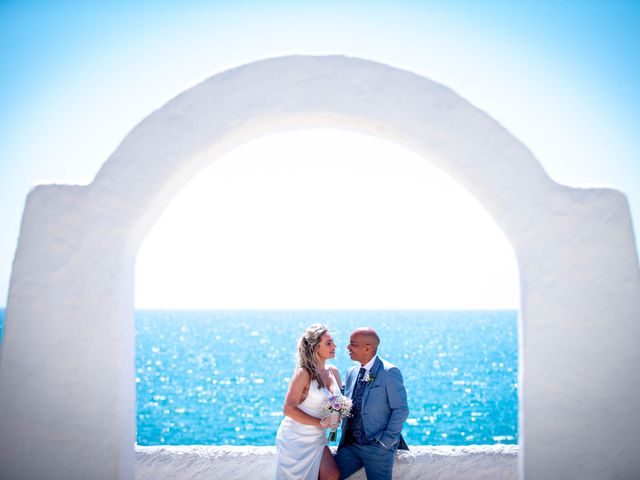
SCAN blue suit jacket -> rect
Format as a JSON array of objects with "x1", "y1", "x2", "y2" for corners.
[{"x1": 338, "y1": 356, "x2": 409, "y2": 452}]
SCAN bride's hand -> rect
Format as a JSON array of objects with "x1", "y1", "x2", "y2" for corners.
[{"x1": 320, "y1": 413, "x2": 340, "y2": 428}]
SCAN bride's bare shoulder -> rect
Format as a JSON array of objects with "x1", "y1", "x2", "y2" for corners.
[
  {"x1": 328, "y1": 365, "x2": 342, "y2": 382},
  {"x1": 293, "y1": 367, "x2": 311, "y2": 380}
]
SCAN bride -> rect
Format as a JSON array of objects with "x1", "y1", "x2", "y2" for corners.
[{"x1": 276, "y1": 324, "x2": 342, "y2": 480}]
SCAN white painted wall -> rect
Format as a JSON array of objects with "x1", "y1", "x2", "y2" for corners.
[
  {"x1": 0, "y1": 56, "x2": 638, "y2": 479},
  {"x1": 135, "y1": 445, "x2": 518, "y2": 480}
]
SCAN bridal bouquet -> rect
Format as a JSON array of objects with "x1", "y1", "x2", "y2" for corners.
[{"x1": 321, "y1": 394, "x2": 353, "y2": 442}]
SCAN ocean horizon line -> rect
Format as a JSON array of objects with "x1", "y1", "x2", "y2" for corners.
[
  {"x1": 132, "y1": 307, "x2": 519, "y2": 312},
  {"x1": 0, "y1": 307, "x2": 519, "y2": 312}
]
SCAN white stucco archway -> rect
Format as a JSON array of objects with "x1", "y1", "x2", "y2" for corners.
[{"x1": 1, "y1": 55, "x2": 639, "y2": 480}]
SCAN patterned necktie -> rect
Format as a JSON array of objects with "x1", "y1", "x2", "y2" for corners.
[
  {"x1": 349, "y1": 367, "x2": 367, "y2": 444},
  {"x1": 354, "y1": 367, "x2": 366, "y2": 394}
]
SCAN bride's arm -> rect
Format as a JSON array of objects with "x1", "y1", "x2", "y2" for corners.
[
  {"x1": 329, "y1": 365, "x2": 343, "y2": 391},
  {"x1": 282, "y1": 367, "x2": 325, "y2": 427}
]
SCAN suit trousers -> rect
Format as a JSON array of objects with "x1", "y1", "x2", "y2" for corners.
[{"x1": 335, "y1": 442, "x2": 395, "y2": 480}]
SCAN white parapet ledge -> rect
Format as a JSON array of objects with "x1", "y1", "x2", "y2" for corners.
[{"x1": 135, "y1": 444, "x2": 519, "y2": 480}]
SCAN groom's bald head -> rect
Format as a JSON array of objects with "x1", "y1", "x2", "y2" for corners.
[
  {"x1": 352, "y1": 328, "x2": 380, "y2": 351},
  {"x1": 348, "y1": 327, "x2": 380, "y2": 364}
]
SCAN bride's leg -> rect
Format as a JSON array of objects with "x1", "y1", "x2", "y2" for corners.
[{"x1": 319, "y1": 446, "x2": 340, "y2": 480}]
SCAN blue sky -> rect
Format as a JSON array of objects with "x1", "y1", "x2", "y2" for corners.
[{"x1": 1, "y1": 1, "x2": 639, "y2": 308}]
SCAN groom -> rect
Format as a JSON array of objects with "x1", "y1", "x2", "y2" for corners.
[{"x1": 335, "y1": 327, "x2": 409, "y2": 480}]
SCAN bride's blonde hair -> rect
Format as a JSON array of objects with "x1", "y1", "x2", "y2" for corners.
[{"x1": 297, "y1": 323, "x2": 329, "y2": 389}]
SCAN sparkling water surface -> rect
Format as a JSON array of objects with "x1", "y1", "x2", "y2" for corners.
[
  {"x1": 134, "y1": 310, "x2": 518, "y2": 446},
  {"x1": 0, "y1": 309, "x2": 518, "y2": 446}
]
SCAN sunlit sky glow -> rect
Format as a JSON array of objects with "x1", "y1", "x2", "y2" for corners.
[
  {"x1": 1, "y1": 1, "x2": 638, "y2": 309},
  {"x1": 136, "y1": 130, "x2": 519, "y2": 309}
]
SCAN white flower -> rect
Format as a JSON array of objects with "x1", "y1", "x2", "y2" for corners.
[{"x1": 362, "y1": 372, "x2": 375, "y2": 383}]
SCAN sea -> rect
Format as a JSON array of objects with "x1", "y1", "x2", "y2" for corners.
[{"x1": 0, "y1": 309, "x2": 518, "y2": 446}]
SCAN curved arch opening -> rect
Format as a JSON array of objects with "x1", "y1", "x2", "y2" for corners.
[{"x1": 134, "y1": 128, "x2": 520, "y2": 446}]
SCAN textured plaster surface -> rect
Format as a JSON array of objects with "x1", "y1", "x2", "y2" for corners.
[
  {"x1": 135, "y1": 445, "x2": 519, "y2": 480},
  {"x1": 1, "y1": 56, "x2": 639, "y2": 479}
]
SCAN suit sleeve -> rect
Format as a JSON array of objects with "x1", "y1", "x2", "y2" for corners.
[{"x1": 380, "y1": 367, "x2": 409, "y2": 449}]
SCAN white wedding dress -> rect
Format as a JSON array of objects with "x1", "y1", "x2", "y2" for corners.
[{"x1": 275, "y1": 373, "x2": 338, "y2": 479}]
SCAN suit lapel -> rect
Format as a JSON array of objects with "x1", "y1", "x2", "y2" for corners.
[{"x1": 361, "y1": 356, "x2": 382, "y2": 408}]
